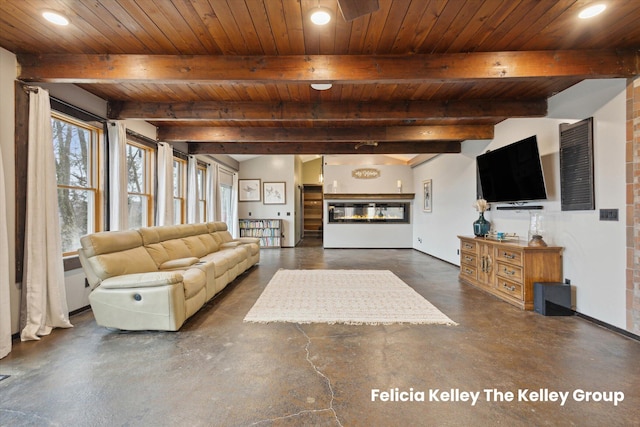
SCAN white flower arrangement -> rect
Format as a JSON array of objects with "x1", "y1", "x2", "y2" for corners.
[{"x1": 473, "y1": 198, "x2": 489, "y2": 213}]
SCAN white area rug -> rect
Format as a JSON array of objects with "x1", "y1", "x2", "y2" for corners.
[{"x1": 243, "y1": 269, "x2": 457, "y2": 325}]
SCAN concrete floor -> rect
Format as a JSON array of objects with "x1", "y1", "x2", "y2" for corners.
[{"x1": 1, "y1": 246, "x2": 639, "y2": 426}]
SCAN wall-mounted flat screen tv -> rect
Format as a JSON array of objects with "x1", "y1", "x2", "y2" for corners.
[{"x1": 477, "y1": 135, "x2": 547, "y2": 203}]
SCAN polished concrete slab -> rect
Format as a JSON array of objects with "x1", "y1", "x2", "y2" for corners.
[{"x1": 2, "y1": 247, "x2": 639, "y2": 426}]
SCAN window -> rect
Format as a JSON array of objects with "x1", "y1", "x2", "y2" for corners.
[
  {"x1": 126, "y1": 141, "x2": 154, "y2": 229},
  {"x1": 218, "y1": 168, "x2": 235, "y2": 230},
  {"x1": 173, "y1": 157, "x2": 187, "y2": 224},
  {"x1": 197, "y1": 164, "x2": 207, "y2": 221},
  {"x1": 219, "y1": 184, "x2": 233, "y2": 228},
  {"x1": 51, "y1": 112, "x2": 103, "y2": 255}
]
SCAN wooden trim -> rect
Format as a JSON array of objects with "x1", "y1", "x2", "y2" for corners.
[{"x1": 324, "y1": 193, "x2": 415, "y2": 200}]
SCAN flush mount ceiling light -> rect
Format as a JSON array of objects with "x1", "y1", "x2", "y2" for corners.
[
  {"x1": 310, "y1": 83, "x2": 333, "y2": 91},
  {"x1": 309, "y1": 7, "x2": 332, "y2": 25},
  {"x1": 578, "y1": 4, "x2": 606, "y2": 19},
  {"x1": 42, "y1": 11, "x2": 69, "y2": 26}
]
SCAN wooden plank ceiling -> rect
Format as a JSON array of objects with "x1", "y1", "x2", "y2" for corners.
[{"x1": 1, "y1": 0, "x2": 640, "y2": 156}]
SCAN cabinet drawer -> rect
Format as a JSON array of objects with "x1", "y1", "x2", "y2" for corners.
[
  {"x1": 496, "y1": 248, "x2": 523, "y2": 266},
  {"x1": 461, "y1": 252, "x2": 477, "y2": 266},
  {"x1": 496, "y1": 277, "x2": 523, "y2": 299},
  {"x1": 496, "y1": 261, "x2": 523, "y2": 282},
  {"x1": 460, "y1": 265, "x2": 477, "y2": 281},
  {"x1": 460, "y1": 240, "x2": 477, "y2": 253}
]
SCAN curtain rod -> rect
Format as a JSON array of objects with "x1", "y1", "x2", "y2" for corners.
[{"x1": 22, "y1": 85, "x2": 39, "y2": 93}]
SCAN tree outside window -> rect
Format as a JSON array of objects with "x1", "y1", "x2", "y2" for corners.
[
  {"x1": 197, "y1": 165, "x2": 207, "y2": 221},
  {"x1": 51, "y1": 113, "x2": 101, "y2": 255},
  {"x1": 126, "y1": 142, "x2": 153, "y2": 229},
  {"x1": 173, "y1": 158, "x2": 187, "y2": 224}
]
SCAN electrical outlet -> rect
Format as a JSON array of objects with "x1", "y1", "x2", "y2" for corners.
[
  {"x1": 457, "y1": 249, "x2": 460, "y2": 255},
  {"x1": 564, "y1": 278, "x2": 571, "y2": 285}
]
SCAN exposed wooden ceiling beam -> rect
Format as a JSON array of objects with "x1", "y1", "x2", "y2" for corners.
[
  {"x1": 158, "y1": 125, "x2": 493, "y2": 142},
  {"x1": 17, "y1": 50, "x2": 639, "y2": 84},
  {"x1": 189, "y1": 141, "x2": 461, "y2": 155},
  {"x1": 108, "y1": 99, "x2": 547, "y2": 121}
]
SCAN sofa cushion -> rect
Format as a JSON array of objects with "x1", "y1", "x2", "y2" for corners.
[
  {"x1": 145, "y1": 243, "x2": 170, "y2": 267},
  {"x1": 87, "y1": 246, "x2": 159, "y2": 282},
  {"x1": 197, "y1": 234, "x2": 219, "y2": 253},
  {"x1": 159, "y1": 257, "x2": 200, "y2": 270},
  {"x1": 182, "y1": 236, "x2": 209, "y2": 258},
  {"x1": 80, "y1": 230, "x2": 143, "y2": 257},
  {"x1": 161, "y1": 239, "x2": 192, "y2": 259}
]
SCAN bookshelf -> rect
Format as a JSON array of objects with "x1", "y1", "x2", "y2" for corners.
[{"x1": 238, "y1": 219, "x2": 282, "y2": 248}]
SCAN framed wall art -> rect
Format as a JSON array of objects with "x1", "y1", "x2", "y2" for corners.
[
  {"x1": 263, "y1": 182, "x2": 286, "y2": 205},
  {"x1": 423, "y1": 179, "x2": 432, "y2": 212},
  {"x1": 238, "y1": 179, "x2": 261, "y2": 202}
]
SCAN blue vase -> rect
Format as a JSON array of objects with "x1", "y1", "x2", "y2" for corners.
[{"x1": 473, "y1": 212, "x2": 490, "y2": 237}]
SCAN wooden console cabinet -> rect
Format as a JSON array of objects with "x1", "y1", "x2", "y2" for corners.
[{"x1": 458, "y1": 236, "x2": 563, "y2": 310}]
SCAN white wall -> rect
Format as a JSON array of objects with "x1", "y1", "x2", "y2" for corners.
[
  {"x1": 237, "y1": 155, "x2": 297, "y2": 247},
  {"x1": 412, "y1": 79, "x2": 627, "y2": 329}
]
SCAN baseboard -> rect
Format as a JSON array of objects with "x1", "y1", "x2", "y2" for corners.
[
  {"x1": 412, "y1": 247, "x2": 459, "y2": 267},
  {"x1": 575, "y1": 312, "x2": 640, "y2": 342}
]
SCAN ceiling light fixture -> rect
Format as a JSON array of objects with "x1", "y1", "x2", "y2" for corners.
[
  {"x1": 42, "y1": 11, "x2": 69, "y2": 26},
  {"x1": 310, "y1": 83, "x2": 333, "y2": 91},
  {"x1": 578, "y1": 4, "x2": 606, "y2": 19},
  {"x1": 309, "y1": 7, "x2": 332, "y2": 25}
]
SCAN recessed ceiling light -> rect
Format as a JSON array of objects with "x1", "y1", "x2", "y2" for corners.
[
  {"x1": 311, "y1": 83, "x2": 333, "y2": 91},
  {"x1": 578, "y1": 4, "x2": 606, "y2": 19},
  {"x1": 43, "y1": 11, "x2": 69, "y2": 26},
  {"x1": 310, "y1": 7, "x2": 332, "y2": 25}
]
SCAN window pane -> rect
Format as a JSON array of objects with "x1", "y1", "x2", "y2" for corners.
[
  {"x1": 126, "y1": 144, "x2": 145, "y2": 193},
  {"x1": 197, "y1": 168, "x2": 205, "y2": 197},
  {"x1": 198, "y1": 200, "x2": 206, "y2": 221},
  {"x1": 174, "y1": 198, "x2": 182, "y2": 224},
  {"x1": 58, "y1": 188, "x2": 93, "y2": 254},
  {"x1": 52, "y1": 117, "x2": 90, "y2": 188},
  {"x1": 173, "y1": 160, "x2": 182, "y2": 197},
  {"x1": 128, "y1": 195, "x2": 148, "y2": 229},
  {"x1": 219, "y1": 184, "x2": 232, "y2": 227}
]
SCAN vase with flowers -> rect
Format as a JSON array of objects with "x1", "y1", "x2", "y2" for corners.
[{"x1": 473, "y1": 199, "x2": 491, "y2": 237}]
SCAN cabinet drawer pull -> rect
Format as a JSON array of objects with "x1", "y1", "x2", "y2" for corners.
[
  {"x1": 502, "y1": 252, "x2": 516, "y2": 259},
  {"x1": 503, "y1": 268, "x2": 516, "y2": 276},
  {"x1": 464, "y1": 244, "x2": 473, "y2": 249},
  {"x1": 464, "y1": 256, "x2": 473, "y2": 262},
  {"x1": 503, "y1": 283, "x2": 516, "y2": 292},
  {"x1": 464, "y1": 268, "x2": 473, "y2": 275}
]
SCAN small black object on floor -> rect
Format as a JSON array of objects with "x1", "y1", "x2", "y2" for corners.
[{"x1": 534, "y1": 282, "x2": 573, "y2": 316}]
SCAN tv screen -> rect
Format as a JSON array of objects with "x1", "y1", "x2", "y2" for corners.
[{"x1": 477, "y1": 135, "x2": 547, "y2": 203}]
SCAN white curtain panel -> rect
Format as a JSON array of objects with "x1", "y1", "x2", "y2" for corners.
[
  {"x1": 0, "y1": 136, "x2": 12, "y2": 358},
  {"x1": 155, "y1": 142, "x2": 174, "y2": 226},
  {"x1": 231, "y1": 172, "x2": 240, "y2": 238},
  {"x1": 21, "y1": 88, "x2": 73, "y2": 342},
  {"x1": 107, "y1": 120, "x2": 128, "y2": 230},
  {"x1": 206, "y1": 161, "x2": 218, "y2": 222},
  {"x1": 186, "y1": 155, "x2": 199, "y2": 224}
]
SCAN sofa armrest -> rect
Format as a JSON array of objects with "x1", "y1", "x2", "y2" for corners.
[
  {"x1": 221, "y1": 241, "x2": 241, "y2": 248},
  {"x1": 159, "y1": 257, "x2": 199, "y2": 270},
  {"x1": 99, "y1": 272, "x2": 183, "y2": 289},
  {"x1": 234, "y1": 237, "x2": 260, "y2": 245}
]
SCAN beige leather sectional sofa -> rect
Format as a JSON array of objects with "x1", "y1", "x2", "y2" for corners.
[{"x1": 78, "y1": 222, "x2": 260, "y2": 331}]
